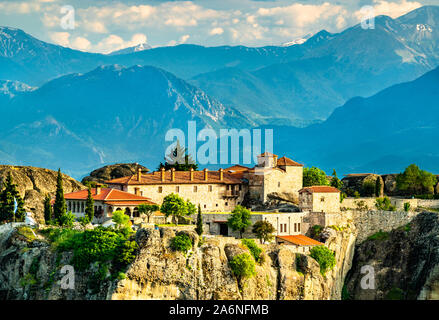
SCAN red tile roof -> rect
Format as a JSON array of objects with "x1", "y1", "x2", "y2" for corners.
[
  {"x1": 277, "y1": 156, "x2": 303, "y2": 167},
  {"x1": 259, "y1": 152, "x2": 278, "y2": 157},
  {"x1": 106, "y1": 170, "x2": 242, "y2": 185},
  {"x1": 64, "y1": 188, "x2": 156, "y2": 204},
  {"x1": 276, "y1": 235, "x2": 324, "y2": 246},
  {"x1": 299, "y1": 186, "x2": 341, "y2": 194}
]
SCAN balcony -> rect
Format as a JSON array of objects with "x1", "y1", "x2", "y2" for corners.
[{"x1": 222, "y1": 190, "x2": 240, "y2": 198}]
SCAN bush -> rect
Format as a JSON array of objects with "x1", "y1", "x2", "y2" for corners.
[
  {"x1": 59, "y1": 212, "x2": 75, "y2": 227},
  {"x1": 229, "y1": 253, "x2": 256, "y2": 279},
  {"x1": 241, "y1": 239, "x2": 263, "y2": 264},
  {"x1": 375, "y1": 197, "x2": 396, "y2": 211},
  {"x1": 404, "y1": 202, "x2": 411, "y2": 212},
  {"x1": 170, "y1": 234, "x2": 192, "y2": 253},
  {"x1": 385, "y1": 287, "x2": 404, "y2": 300},
  {"x1": 362, "y1": 181, "x2": 376, "y2": 197},
  {"x1": 367, "y1": 231, "x2": 389, "y2": 241},
  {"x1": 309, "y1": 245, "x2": 336, "y2": 276},
  {"x1": 311, "y1": 225, "x2": 324, "y2": 239}
]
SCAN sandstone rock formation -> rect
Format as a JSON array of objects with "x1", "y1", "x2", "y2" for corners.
[
  {"x1": 0, "y1": 224, "x2": 355, "y2": 300},
  {"x1": 0, "y1": 166, "x2": 83, "y2": 223},
  {"x1": 81, "y1": 163, "x2": 149, "y2": 185}
]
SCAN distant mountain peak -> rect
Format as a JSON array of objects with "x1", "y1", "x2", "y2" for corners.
[
  {"x1": 108, "y1": 42, "x2": 152, "y2": 56},
  {"x1": 281, "y1": 33, "x2": 313, "y2": 47}
]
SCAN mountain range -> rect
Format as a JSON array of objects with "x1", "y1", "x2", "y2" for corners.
[{"x1": 0, "y1": 5, "x2": 438, "y2": 177}]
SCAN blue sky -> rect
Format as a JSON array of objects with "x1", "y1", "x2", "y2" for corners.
[{"x1": 0, "y1": 0, "x2": 437, "y2": 53}]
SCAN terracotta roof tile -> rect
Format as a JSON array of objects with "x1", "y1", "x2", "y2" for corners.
[
  {"x1": 106, "y1": 170, "x2": 242, "y2": 185},
  {"x1": 259, "y1": 152, "x2": 278, "y2": 157},
  {"x1": 276, "y1": 235, "x2": 324, "y2": 246},
  {"x1": 277, "y1": 156, "x2": 303, "y2": 167},
  {"x1": 299, "y1": 186, "x2": 341, "y2": 193},
  {"x1": 64, "y1": 188, "x2": 156, "y2": 204}
]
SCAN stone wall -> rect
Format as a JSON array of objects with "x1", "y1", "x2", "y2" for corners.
[
  {"x1": 417, "y1": 199, "x2": 439, "y2": 208},
  {"x1": 342, "y1": 197, "x2": 419, "y2": 211}
]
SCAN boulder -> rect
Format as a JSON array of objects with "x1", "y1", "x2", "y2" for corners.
[{"x1": 81, "y1": 163, "x2": 149, "y2": 185}]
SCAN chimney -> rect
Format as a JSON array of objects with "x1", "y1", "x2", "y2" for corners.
[
  {"x1": 96, "y1": 186, "x2": 101, "y2": 195},
  {"x1": 203, "y1": 168, "x2": 208, "y2": 181},
  {"x1": 171, "y1": 168, "x2": 175, "y2": 182},
  {"x1": 137, "y1": 167, "x2": 142, "y2": 181},
  {"x1": 160, "y1": 167, "x2": 165, "y2": 182},
  {"x1": 219, "y1": 168, "x2": 224, "y2": 181},
  {"x1": 190, "y1": 168, "x2": 194, "y2": 181}
]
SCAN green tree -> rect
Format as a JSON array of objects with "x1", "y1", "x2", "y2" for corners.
[
  {"x1": 170, "y1": 234, "x2": 193, "y2": 253},
  {"x1": 112, "y1": 210, "x2": 131, "y2": 230},
  {"x1": 195, "y1": 204, "x2": 203, "y2": 236},
  {"x1": 252, "y1": 220, "x2": 275, "y2": 244},
  {"x1": 309, "y1": 245, "x2": 336, "y2": 276},
  {"x1": 53, "y1": 169, "x2": 66, "y2": 224},
  {"x1": 138, "y1": 203, "x2": 160, "y2": 223},
  {"x1": 158, "y1": 140, "x2": 198, "y2": 171},
  {"x1": 303, "y1": 167, "x2": 329, "y2": 187},
  {"x1": 229, "y1": 253, "x2": 256, "y2": 279},
  {"x1": 43, "y1": 194, "x2": 53, "y2": 224},
  {"x1": 362, "y1": 180, "x2": 376, "y2": 197},
  {"x1": 85, "y1": 186, "x2": 94, "y2": 223},
  {"x1": 227, "y1": 205, "x2": 251, "y2": 238},
  {"x1": 330, "y1": 169, "x2": 343, "y2": 190},
  {"x1": 0, "y1": 173, "x2": 26, "y2": 223},
  {"x1": 396, "y1": 164, "x2": 437, "y2": 195},
  {"x1": 160, "y1": 193, "x2": 190, "y2": 225},
  {"x1": 59, "y1": 211, "x2": 75, "y2": 228}
]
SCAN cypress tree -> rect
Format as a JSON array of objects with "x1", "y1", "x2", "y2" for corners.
[
  {"x1": 376, "y1": 177, "x2": 382, "y2": 197},
  {"x1": 0, "y1": 173, "x2": 25, "y2": 223},
  {"x1": 43, "y1": 193, "x2": 53, "y2": 224},
  {"x1": 195, "y1": 204, "x2": 203, "y2": 236},
  {"x1": 85, "y1": 186, "x2": 94, "y2": 223},
  {"x1": 53, "y1": 169, "x2": 66, "y2": 224}
]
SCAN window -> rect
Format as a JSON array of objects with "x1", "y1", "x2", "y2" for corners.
[
  {"x1": 204, "y1": 204, "x2": 207, "y2": 208},
  {"x1": 321, "y1": 196, "x2": 325, "y2": 202},
  {"x1": 294, "y1": 223, "x2": 297, "y2": 233},
  {"x1": 158, "y1": 186, "x2": 163, "y2": 193},
  {"x1": 216, "y1": 204, "x2": 218, "y2": 207},
  {"x1": 225, "y1": 202, "x2": 228, "y2": 206},
  {"x1": 278, "y1": 182, "x2": 281, "y2": 188},
  {"x1": 298, "y1": 223, "x2": 301, "y2": 232},
  {"x1": 176, "y1": 186, "x2": 180, "y2": 193},
  {"x1": 208, "y1": 185, "x2": 213, "y2": 192},
  {"x1": 194, "y1": 186, "x2": 198, "y2": 192}
]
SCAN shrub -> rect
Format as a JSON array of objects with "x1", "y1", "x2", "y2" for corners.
[
  {"x1": 241, "y1": 239, "x2": 263, "y2": 264},
  {"x1": 367, "y1": 231, "x2": 389, "y2": 241},
  {"x1": 309, "y1": 245, "x2": 336, "y2": 276},
  {"x1": 59, "y1": 212, "x2": 75, "y2": 227},
  {"x1": 252, "y1": 220, "x2": 275, "y2": 243},
  {"x1": 362, "y1": 180, "x2": 376, "y2": 197},
  {"x1": 404, "y1": 202, "x2": 411, "y2": 212},
  {"x1": 375, "y1": 197, "x2": 396, "y2": 211},
  {"x1": 229, "y1": 253, "x2": 256, "y2": 279},
  {"x1": 354, "y1": 191, "x2": 360, "y2": 199},
  {"x1": 112, "y1": 210, "x2": 131, "y2": 229},
  {"x1": 385, "y1": 287, "x2": 404, "y2": 300},
  {"x1": 170, "y1": 234, "x2": 192, "y2": 253},
  {"x1": 311, "y1": 225, "x2": 324, "y2": 239}
]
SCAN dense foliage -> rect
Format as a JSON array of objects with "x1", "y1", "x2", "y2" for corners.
[
  {"x1": 229, "y1": 253, "x2": 256, "y2": 279},
  {"x1": 227, "y1": 205, "x2": 251, "y2": 238},
  {"x1": 0, "y1": 173, "x2": 25, "y2": 223},
  {"x1": 112, "y1": 210, "x2": 131, "y2": 231},
  {"x1": 309, "y1": 245, "x2": 336, "y2": 276},
  {"x1": 43, "y1": 194, "x2": 52, "y2": 224},
  {"x1": 303, "y1": 167, "x2": 329, "y2": 187},
  {"x1": 170, "y1": 234, "x2": 192, "y2": 253},
  {"x1": 396, "y1": 164, "x2": 437, "y2": 195},
  {"x1": 53, "y1": 169, "x2": 66, "y2": 223},
  {"x1": 160, "y1": 193, "x2": 195, "y2": 225},
  {"x1": 195, "y1": 204, "x2": 203, "y2": 236},
  {"x1": 375, "y1": 197, "x2": 396, "y2": 211},
  {"x1": 138, "y1": 203, "x2": 160, "y2": 223},
  {"x1": 158, "y1": 140, "x2": 198, "y2": 171},
  {"x1": 85, "y1": 187, "x2": 94, "y2": 222},
  {"x1": 330, "y1": 169, "x2": 343, "y2": 190},
  {"x1": 241, "y1": 239, "x2": 263, "y2": 264},
  {"x1": 251, "y1": 220, "x2": 275, "y2": 244}
]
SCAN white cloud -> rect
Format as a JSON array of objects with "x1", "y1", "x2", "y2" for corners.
[
  {"x1": 49, "y1": 31, "x2": 70, "y2": 47},
  {"x1": 210, "y1": 27, "x2": 224, "y2": 35},
  {"x1": 93, "y1": 33, "x2": 148, "y2": 53},
  {"x1": 71, "y1": 36, "x2": 91, "y2": 51},
  {"x1": 354, "y1": 0, "x2": 422, "y2": 20}
]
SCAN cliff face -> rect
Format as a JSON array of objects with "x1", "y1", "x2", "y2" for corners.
[
  {"x1": 344, "y1": 212, "x2": 439, "y2": 300},
  {"x1": 0, "y1": 224, "x2": 355, "y2": 300},
  {"x1": 0, "y1": 166, "x2": 83, "y2": 222}
]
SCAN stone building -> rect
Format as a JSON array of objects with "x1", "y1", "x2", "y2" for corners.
[
  {"x1": 105, "y1": 152, "x2": 304, "y2": 210},
  {"x1": 299, "y1": 186, "x2": 341, "y2": 213},
  {"x1": 226, "y1": 152, "x2": 304, "y2": 204},
  {"x1": 106, "y1": 167, "x2": 245, "y2": 212},
  {"x1": 64, "y1": 187, "x2": 158, "y2": 223},
  {"x1": 201, "y1": 211, "x2": 307, "y2": 238}
]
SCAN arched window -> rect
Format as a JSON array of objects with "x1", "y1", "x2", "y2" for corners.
[{"x1": 133, "y1": 207, "x2": 139, "y2": 217}]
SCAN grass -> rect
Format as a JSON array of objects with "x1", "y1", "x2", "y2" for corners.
[
  {"x1": 367, "y1": 231, "x2": 389, "y2": 241},
  {"x1": 16, "y1": 226, "x2": 37, "y2": 241}
]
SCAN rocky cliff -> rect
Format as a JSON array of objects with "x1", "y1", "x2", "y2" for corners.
[
  {"x1": 81, "y1": 163, "x2": 149, "y2": 185},
  {"x1": 0, "y1": 166, "x2": 83, "y2": 222},
  {"x1": 0, "y1": 224, "x2": 355, "y2": 300},
  {"x1": 344, "y1": 212, "x2": 439, "y2": 299}
]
